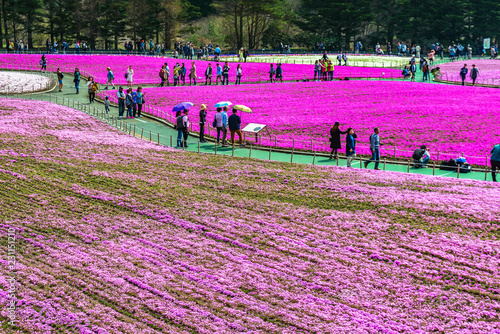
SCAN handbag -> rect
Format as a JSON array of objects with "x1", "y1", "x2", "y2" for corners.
[{"x1": 212, "y1": 120, "x2": 217, "y2": 127}]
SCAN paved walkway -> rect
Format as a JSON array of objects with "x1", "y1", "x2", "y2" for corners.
[{"x1": 7, "y1": 69, "x2": 496, "y2": 183}]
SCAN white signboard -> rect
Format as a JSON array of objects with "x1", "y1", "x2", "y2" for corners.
[
  {"x1": 483, "y1": 38, "x2": 491, "y2": 49},
  {"x1": 242, "y1": 123, "x2": 266, "y2": 133}
]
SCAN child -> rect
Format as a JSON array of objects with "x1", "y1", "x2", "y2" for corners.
[{"x1": 104, "y1": 96, "x2": 110, "y2": 114}]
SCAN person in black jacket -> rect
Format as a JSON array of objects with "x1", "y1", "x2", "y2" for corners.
[
  {"x1": 228, "y1": 109, "x2": 243, "y2": 145},
  {"x1": 199, "y1": 104, "x2": 207, "y2": 143},
  {"x1": 460, "y1": 64, "x2": 468, "y2": 86},
  {"x1": 329, "y1": 122, "x2": 347, "y2": 159}
]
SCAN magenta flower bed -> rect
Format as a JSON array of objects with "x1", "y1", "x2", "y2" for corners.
[
  {"x1": 0, "y1": 54, "x2": 400, "y2": 85},
  {"x1": 1, "y1": 98, "x2": 500, "y2": 333},
  {"x1": 436, "y1": 59, "x2": 500, "y2": 86},
  {"x1": 100, "y1": 80, "x2": 500, "y2": 165}
]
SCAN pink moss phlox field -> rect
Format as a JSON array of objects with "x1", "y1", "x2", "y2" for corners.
[
  {"x1": 1, "y1": 99, "x2": 500, "y2": 333},
  {"x1": 99, "y1": 80, "x2": 500, "y2": 164},
  {"x1": 436, "y1": 59, "x2": 500, "y2": 86},
  {"x1": 0, "y1": 54, "x2": 400, "y2": 85}
]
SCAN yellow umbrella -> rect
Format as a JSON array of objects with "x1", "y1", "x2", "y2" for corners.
[{"x1": 233, "y1": 105, "x2": 253, "y2": 113}]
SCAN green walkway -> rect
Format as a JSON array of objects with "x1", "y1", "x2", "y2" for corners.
[{"x1": 5, "y1": 69, "x2": 496, "y2": 183}]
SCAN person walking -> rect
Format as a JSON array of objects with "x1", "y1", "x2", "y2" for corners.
[
  {"x1": 182, "y1": 109, "x2": 190, "y2": 148},
  {"x1": 164, "y1": 62, "x2": 170, "y2": 86},
  {"x1": 422, "y1": 61, "x2": 429, "y2": 82},
  {"x1": 235, "y1": 64, "x2": 242, "y2": 84},
  {"x1": 222, "y1": 62, "x2": 230, "y2": 85},
  {"x1": 159, "y1": 65, "x2": 166, "y2": 87},
  {"x1": 470, "y1": 64, "x2": 479, "y2": 86},
  {"x1": 491, "y1": 144, "x2": 500, "y2": 182},
  {"x1": 460, "y1": 64, "x2": 468, "y2": 86},
  {"x1": 40, "y1": 55, "x2": 47, "y2": 73},
  {"x1": 365, "y1": 127, "x2": 381, "y2": 170},
  {"x1": 214, "y1": 107, "x2": 223, "y2": 144},
  {"x1": 56, "y1": 68, "x2": 64, "y2": 92},
  {"x1": 329, "y1": 122, "x2": 347, "y2": 159},
  {"x1": 205, "y1": 63, "x2": 213, "y2": 85},
  {"x1": 104, "y1": 96, "x2": 110, "y2": 114},
  {"x1": 345, "y1": 128, "x2": 357, "y2": 167},
  {"x1": 276, "y1": 63, "x2": 283, "y2": 83},
  {"x1": 221, "y1": 106, "x2": 229, "y2": 146},
  {"x1": 228, "y1": 108, "x2": 243, "y2": 145},
  {"x1": 125, "y1": 88, "x2": 134, "y2": 119},
  {"x1": 126, "y1": 65, "x2": 134, "y2": 88},
  {"x1": 180, "y1": 63, "x2": 187, "y2": 85},
  {"x1": 216, "y1": 63, "x2": 222, "y2": 85},
  {"x1": 105, "y1": 67, "x2": 115, "y2": 90},
  {"x1": 175, "y1": 111, "x2": 184, "y2": 147},
  {"x1": 199, "y1": 104, "x2": 207, "y2": 143},
  {"x1": 87, "y1": 77, "x2": 98, "y2": 103},
  {"x1": 410, "y1": 62, "x2": 416, "y2": 82},
  {"x1": 117, "y1": 87, "x2": 125, "y2": 118},
  {"x1": 269, "y1": 64, "x2": 276, "y2": 83},
  {"x1": 189, "y1": 61, "x2": 197, "y2": 85},
  {"x1": 136, "y1": 87, "x2": 144, "y2": 118},
  {"x1": 73, "y1": 68, "x2": 80, "y2": 94}
]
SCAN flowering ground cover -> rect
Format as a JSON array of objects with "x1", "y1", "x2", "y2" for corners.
[
  {"x1": 436, "y1": 59, "x2": 500, "y2": 86},
  {"x1": 0, "y1": 54, "x2": 400, "y2": 86},
  {"x1": 1, "y1": 98, "x2": 500, "y2": 332},
  {"x1": 223, "y1": 54, "x2": 412, "y2": 67},
  {"x1": 99, "y1": 80, "x2": 500, "y2": 165},
  {"x1": 0, "y1": 71, "x2": 52, "y2": 93}
]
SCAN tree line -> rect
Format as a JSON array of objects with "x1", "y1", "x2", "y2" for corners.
[{"x1": 1, "y1": 0, "x2": 499, "y2": 51}]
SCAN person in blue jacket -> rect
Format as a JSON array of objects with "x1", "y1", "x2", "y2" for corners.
[
  {"x1": 491, "y1": 144, "x2": 500, "y2": 182},
  {"x1": 345, "y1": 128, "x2": 357, "y2": 167}
]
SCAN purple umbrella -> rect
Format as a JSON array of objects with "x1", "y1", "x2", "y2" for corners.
[{"x1": 172, "y1": 102, "x2": 194, "y2": 112}]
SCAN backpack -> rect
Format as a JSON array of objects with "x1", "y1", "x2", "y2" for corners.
[
  {"x1": 176, "y1": 116, "x2": 184, "y2": 129},
  {"x1": 91, "y1": 83, "x2": 99, "y2": 92},
  {"x1": 159, "y1": 70, "x2": 164, "y2": 79},
  {"x1": 61, "y1": 73, "x2": 64, "y2": 79},
  {"x1": 412, "y1": 149, "x2": 425, "y2": 160},
  {"x1": 125, "y1": 72, "x2": 128, "y2": 79}
]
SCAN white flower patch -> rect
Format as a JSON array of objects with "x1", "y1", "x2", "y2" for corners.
[{"x1": 0, "y1": 71, "x2": 52, "y2": 94}]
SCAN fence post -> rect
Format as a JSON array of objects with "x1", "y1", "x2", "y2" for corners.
[
  {"x1": 198, "y1": 141, "x2": 200, "y2": 153},
  {"x1": 249, "y1": 144, "x2": 251, "y2": 158},
  {"x1": 484, "y1": 166, "x2": 488, "y2": 181},
  {"x1": 433, "y1": 162, "x2": 436, "y2": 175},
  {"x1": 312, "y1": 152, "x2": 316, "y2": 165},
  {"x1": 149, "y1": 130, "x2": 152, "y2": 141},
  {"x1": 407, "y1": 160, "x2": 410, "y2": 173},
  {"x1": 170, "y1": 135, "x2": 172, "y2": 147},
  {"x1": 215, "y1": 141, "x2": 217, "y2": 155},
  {"x1": 158, "y1": 132, "x2": 160, "y2": 144},
  {"x1": 457, "y1": 165, "x2": 460, "y2": 178},
  {"x1": 141, "y1": 128, "x2": 144, "y2": 139}
]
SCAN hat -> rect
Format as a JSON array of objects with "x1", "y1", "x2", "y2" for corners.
[{"x1": 200, "y1": 104, "x2": 207, "y2": 110}]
